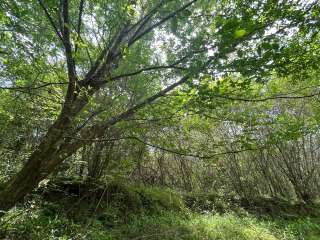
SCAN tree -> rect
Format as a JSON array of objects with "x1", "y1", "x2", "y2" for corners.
[{"x1": 0, "y1": 0, "x2": 319, "y2": 212}]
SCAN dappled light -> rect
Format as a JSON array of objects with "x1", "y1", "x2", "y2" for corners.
[{"x1": 1, "y1": 0, "x2": 320, "y2": 239}]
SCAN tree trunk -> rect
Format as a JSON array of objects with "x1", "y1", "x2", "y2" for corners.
[
  {"x1": 0, "y1": 137, "x2": 78, "y2": 212},
  {"x1": 0, "y1": 73, "x2": 191, "y2": 213},
  {"x1": 0, "y1": 104, "x2": 78, "y2": 211},
  {"x1": 0, "y1": 154, "x2": 50, "y2": 211}
]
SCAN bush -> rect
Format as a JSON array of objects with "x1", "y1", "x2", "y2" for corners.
[
  {"x1": 184, "y1": 192, "x2": 237, "y2": 214},
  {"x1": 103, "y1": 181, "x2": 143, "y2": 213}
]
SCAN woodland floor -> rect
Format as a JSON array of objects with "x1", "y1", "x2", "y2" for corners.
[{"x1": 0, "y1": 180, "x2": 320, "y2": 240}]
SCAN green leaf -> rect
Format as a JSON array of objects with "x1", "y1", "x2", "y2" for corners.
[{"x1": 234, "y1": 29, "x2": 247, "y2": 39}]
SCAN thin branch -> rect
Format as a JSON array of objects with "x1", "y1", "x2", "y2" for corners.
[
  {"x1": 101, "y1": 75, "x2": 190, "y2": 128},
  {"x1": 65, "y1": 135, "x2": 262, "y2": 159},
  {"x1": 102, "y1": 48, "x2": 206, "y2": 84},
  {"x1": 0, "y1": 82, "x2": 67, "y2": 91},
  {"x1": 75, "y1": 0, "x2": 85, "y2": 54},
  {"x1": 37, "y1": 0, "x2": 64, "y2": 43},
  {"x1": 109, "y1": 65, "x2": 185, "y2": 81},
  {"x1": 128, "y1": 0, "x2": 197, "y2": 45},
  {"x1": 133, "y1": 137, "x2": 262, "y2": 159},
  {"x1": 212, "y1": 92, "x2": 320, "y2": 102},
  {"x1": 128, "y1": 0, "x2": 166, "y2": 41}
]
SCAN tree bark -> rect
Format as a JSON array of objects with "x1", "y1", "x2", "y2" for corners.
[
  {"x1": 0, "y1": 94, "x2": 88, "y2": 211},
  {"x1": 0, "y1": 76, "x2": 191, "y2": 213}
]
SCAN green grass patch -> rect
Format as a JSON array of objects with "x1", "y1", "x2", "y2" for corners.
[{"x1": 1, "y1": 185, "x2": 319, "y2": 240}]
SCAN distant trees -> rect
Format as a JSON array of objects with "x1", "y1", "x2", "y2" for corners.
[{"x1": 122, "y1": 75, "x2": 320, "y2": 203}]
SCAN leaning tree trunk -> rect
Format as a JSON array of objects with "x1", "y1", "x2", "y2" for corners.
[
  {"x1": 0, "y1": 152, "x2": 58, "y2": 211},
  {"x1": 0, "y1": 0, "x2": 202, "y2": 214},
  {"x1": 0, "y1": 102, "x2": 81, "y2": 211}
]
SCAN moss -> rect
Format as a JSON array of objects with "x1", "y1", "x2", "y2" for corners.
[
  {"x1": 36, "y1": 180, "x2": 186, "y2": 218},
  {"x1": 135, "y1": 186, "x2": 186, "y2": 213},
  {"x1": 101, "y1": 183, "x2": 186, "y2": 214},
  {"x1": 104, "y1": 181, "x2": 143, "y2": 213}
]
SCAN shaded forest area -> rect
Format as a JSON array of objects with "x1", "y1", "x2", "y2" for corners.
[{"x1": 1, "y1": 0, "x2": 320, "y2": 239}]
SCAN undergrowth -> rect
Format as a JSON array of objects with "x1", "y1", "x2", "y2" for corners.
[{"x1": 0, "y1": 181, "x2": 319, "y2": 240}]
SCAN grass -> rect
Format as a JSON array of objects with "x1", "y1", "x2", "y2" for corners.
[
  {"x1": 2, "y1": 209, "x2": 319, "y2": 240},
  {"x1": 0, "y1": 183, "x2": 319, "y2": 240}
]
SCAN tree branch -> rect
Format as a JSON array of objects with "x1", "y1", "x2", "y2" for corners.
[
  {"x1": 212, "y1": 92, "x2": 320, "y2": 102},
  {"x1": 0, "y1": 82, "x2": 68, "y2": 91},
  {"x1": 82, "y1": 0, "x2": 197, "y2": 87},
  {"x1": 65, "y1": 135, "x2": 263, "y2": 159},
  {"x1": 61, "y1": 0, "x2": 78, "y2": 100},
  {"x1": 37, "y1": 0, "x2": 64, "y2": 43},
  {"x1": 128, "y1": 0, "x2": 166, "y2": 41},
  {"x1": 74, "y1": 0, "x2": 85, "y2": 54},
  {"x1": 109, "y1": 65, "x2": 186, "y2": 81},
  {"x1": 100, "y1": 48, "x2": 206, "y2": 84},
  {"x1": 128, "y1": 0, "x2": 197, "y2": 45}
]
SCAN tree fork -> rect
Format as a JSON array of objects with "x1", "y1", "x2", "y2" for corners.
[{"x1": 0, "y1": 0, "x2": 200, "y2": 214}]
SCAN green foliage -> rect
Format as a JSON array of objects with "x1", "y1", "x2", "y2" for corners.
[
  {"x1": 1, "y1": 184, "x2": 320, "y2": 240},
  {"x1": 103, "y1": 212, "x2": 319, "y2": 240},
  {"x1": 184, "y1": 192, "x2": 232, "y2": 213},
  {"x1": 136, "y1": 186, "x2": 186, "y2": 213},
  {"x1": 282, "y1": 218, "x2": 320, "y2": 240},
  {"x1": 1, "y1": 0, "x2": 320, "y2": 239},
  {"x1": 0, "y1": 206, "x2": 108, "y2": 240},
  {"x1": 185, "y1": 214, "x2": 279, "y2": 240},
  {"x1": 3, "y1": 205, "x2": 319, "y2": 240},
  {"x1": 103, "y1": 181, "x2": 144, "y2": 214}
]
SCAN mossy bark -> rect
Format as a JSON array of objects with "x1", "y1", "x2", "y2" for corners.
[{"x1": 0, "y1": 106, "x2": 76, "y2": 212}]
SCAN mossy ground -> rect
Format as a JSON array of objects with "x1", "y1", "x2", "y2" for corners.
[{"x1": 0, "y1": 182, "x2": 319, "y2": 240}]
